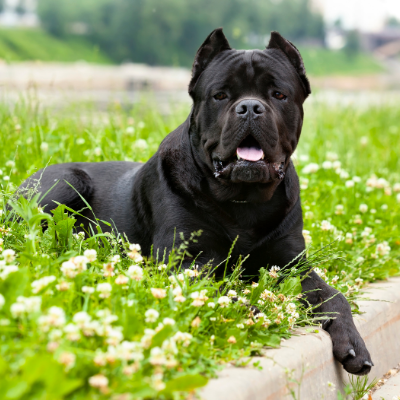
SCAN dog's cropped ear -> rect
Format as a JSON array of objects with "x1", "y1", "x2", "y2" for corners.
[
  {"x1": 189, "y1": 28, "x2": 231, "y2": 95},
  {"x1": 267, "y1": 31, "x2": 311, "y2": 97}
]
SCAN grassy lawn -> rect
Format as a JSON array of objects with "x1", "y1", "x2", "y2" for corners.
[
  {"x1": 0, "y1": 99, "x2": 399, "y2": 399},
  {"x1": 299, "y1": 47, "x2": 383, "y2": 76},
  {"x1": 0, "y1": 29, "x2": 111, "y2": 63}
]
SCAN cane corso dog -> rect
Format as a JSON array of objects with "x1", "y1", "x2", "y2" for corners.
[{"x1": 20, "y1": 29, "x2": 373, "y2": 375}]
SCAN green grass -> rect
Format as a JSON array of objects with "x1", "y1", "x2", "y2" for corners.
[
  {"x1": 0, "y1": 99, "x2": 399, "y2": 399},
  {"x1": 0, "y1": 28, "x2": 111, "y2": 63},
  {"x1": 300, "y1": 47, "x2": 383, "y2": 76}
]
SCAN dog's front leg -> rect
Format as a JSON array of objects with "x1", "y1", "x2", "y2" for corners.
[{"x1": 301, "y1": 270, "x2": 373, "y2": 375}]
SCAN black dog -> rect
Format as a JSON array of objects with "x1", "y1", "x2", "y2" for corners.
[{"x1": 20, "y1": 29, "x2": 373, "y2": 375}]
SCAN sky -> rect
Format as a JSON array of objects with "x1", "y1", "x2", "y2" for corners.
[{"x1": 314, "y1": 0, "x2": 400, "y2": 31}]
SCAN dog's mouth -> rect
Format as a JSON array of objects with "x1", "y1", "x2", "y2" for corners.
[
  {"x1": 212, "y1": 135, "x2": 285, "y2": 183},
  {"x1": 236, "y1": 135, "x2": 264, "y2": 162}
]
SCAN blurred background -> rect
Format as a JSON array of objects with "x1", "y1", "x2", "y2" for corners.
[{"x1": 1, "y1": 0, "x2": 400, "y2": 109}]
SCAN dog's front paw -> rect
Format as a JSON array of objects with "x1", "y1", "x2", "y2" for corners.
[{"x1": 323, "y1": 319, "x2": 373, "y2": 375}]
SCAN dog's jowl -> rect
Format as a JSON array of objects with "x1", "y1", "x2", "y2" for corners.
[{"x1": 20, "y1": 29, "x2": 373, "y2": 375}]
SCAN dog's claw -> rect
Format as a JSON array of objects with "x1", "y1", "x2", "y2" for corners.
[
  {"x1": 364, "y1": 361, "x2": 372, "y2": 367},
  {"x1": 348, "y1": 349, "x2": 356, "y2": 358}
]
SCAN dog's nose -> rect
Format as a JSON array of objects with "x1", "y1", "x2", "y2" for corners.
[{"x1": 235, "y1": 99, "x2": 265, "y2": 118}]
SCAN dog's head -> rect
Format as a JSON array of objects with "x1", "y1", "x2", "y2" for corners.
[{"x1": 188, "y1": 29, "x2": 310, "y2": 203}]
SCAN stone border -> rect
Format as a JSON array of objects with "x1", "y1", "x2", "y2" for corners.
[{"x1": 201, "y1": 277, "x2": 400, "y2": 400}]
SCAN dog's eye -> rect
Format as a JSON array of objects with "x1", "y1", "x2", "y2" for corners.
[
  {"x1": 272, "y1": 91, "x2": 287, "y2": 101},
  {"x1": 214, "y1": 92, "x2": 227, "y2": 101}
]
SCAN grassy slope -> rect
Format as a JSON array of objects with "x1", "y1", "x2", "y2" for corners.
[
  {"x1": 0, "y1": 28, "x2": 383, "y2": 76},
  {"x1": 0, "y1": 28, "x2": 111, "y2": 63}
]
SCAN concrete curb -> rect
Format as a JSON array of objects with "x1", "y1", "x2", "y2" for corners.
[
  {"x1": 201, "y1": 277, "x2": 400, "y2": 400},
  {"x1": 372, "y1": 372, "x2": 400, "y2": 399}
]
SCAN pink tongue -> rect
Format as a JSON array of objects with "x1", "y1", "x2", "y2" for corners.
[{"x1": 237, "y1": 147, "x2": 264, "y2": 161}]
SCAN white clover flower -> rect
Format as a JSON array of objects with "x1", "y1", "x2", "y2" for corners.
[
  {"x1": 158, "y1": 263, "x2": 168, "y2": 270},
  {"x1": 227, "y1": 336, "x2": 237, "y2": 344},
  {"x1": 102, "y1": 262, "x2": 115, "y2": 278},
  {"x1": 353, "y1": 176, "x2": 361, "y2": 183},
  {"x1": 2, "y1": 249, "x2": 15, "y2": 263},
  {"x1": 0, "y1": 265, "x2": 18, "y2": 280},
  {"x1": 10, "y1": 302, "x2": 25, "y2": 318},
  {"x1": 331, "y1": 275, "x2": 339, "y2": 284},
  {"x1": 149, "y1": 347, "x2": 166, "y2": 365},
  {"x1": 286, "y1": 303, "x2": 297, "y2": 313},
  {"x1": 359, "y1": 204, "x2": 368, "y2": 213},
  {"x1": 227, "y1": 290, "x2": 237, "y2": 297},
  {"x1": 217, "y1": 296, "x2": 231, "y2": 308},
  {"x1": 64, "y1": 323, "x2": 81, "y2": 341},
  {"x1": 163, "y1": 317, "x2": 175, "y2": 326},
  {"x1": 321, "y1": 220, "x2": 334, "y2": 231},
  {"x1": 302, "y1": 230, "x2": 312, "y2": 244},
  {"x1": 96, "y1": 282, "x2": 112, "y2": 298},
  {"x1": 59, "y1": 352, "x2": 76, "y2": 370},
  {"x1": 251, "y1": 282, "x2": 258, "y2": 288},
  {"x1": 260, "y1": 289, "x2": 276, "y2": 302},
  {"x1": 339, "y1": 170, "x2": 350, "y2": 179},
  {"x1": 38, "y1": 306, "x2": 66, "y2": 330},
  {"x1": 134, "y1": 139, "x2": 148, "y2": 150},
  {"x1": 127, "y1": 265, "x2": 143, "y2": 281},
  {"x1": 145, "y1": 309, "x2": 159, "y2": 323},
  {"x1": 327, "y1": 381, "x2": 336, "y2": 392},
  {"x1": 174, "y1": 294, "x2": 186, "y2": 303},
  {"x1": 93, "y1": 147, "x2": 102, "y2": 156},
  {"x1": 376, "y1": 241, "x2": 391, "y2": 256},
  {"x1": 190, "y1": 290, "x2": 208, "y2": 307},
  {"x1": 236, "y1": 323, "x2": 245, "y2": 329},
  {"x1": 40, "y1": 142, "x2": 49, "y2": 152},
  {"x1": 269, "y1": 265, "x2": 280, "y2": 278},
  {"x1": 393, "y1": 183, "x2": 400, "y2": 192},
  {"x1": 88, "y1": 374, "x2": 109, "y2": 389},
  {"x1": 397, "y1": 193, "x2": 400, "y2": 203},
  {"x1": 111, "y1": 255, "x2": 121, "y2": 264},
  {"x1": 73, "y1": 311, "x2": 91, "y2": 327},
  {"x1": 356, "y1": 256, "x2": 365, "y2": 264},
  {"x1": 172, "y1": 286, "x2": 182, "y2": 296},
  {"x1": 355, "y1": 278, "x2": 363, "y2": 286},
  {"x1": 335, "y1": 205, "x2": 344, "y2": 215},
  {"x1": 173, "y1": 331, "x2": 192, "y2": 347},
  {"x1": 151, "y1": 288, "x2": 167, "y2": 299},
  {"x1": 0, "y1": 293, "x2": 4, "y2": 309},
  {"x1": 126, "y1": 126, "x2": 135, "y2": 134},
  {"x1": 60, "y1": 261, "x2": 78, "y2": 279},
  {"x1": 31, "y1": 275, "x2": 56, "y2": 293},
  {"x1": 105, "y1": 327, "x2": 124, "y2": 346},
  {"x1": 208, "y1": 302, "x2": 216, "y2": 309},
  {"x1": 140, "y1": 328, "x2": 156, "y2": 349},
  {"x1": 322, "y1": 161, "x2": 333, "y2": 169},
  {"x1": 332, "y1": 160, "x2": 341, "y2": 170},
  {"x1": 115, "y1": 275, "x2": 129, "y2": 285},
  {"x1": 129, "y1": 243, "x2": 141, "y2": 251},
  {"x1": 82, "y1": 286, "x2": 95, "y2": 294},
  {"x1": 302, "y1": 163, "x2": 319, "y2": 174},
  {"x1": 17, "y1": 296, "x2": 41, "y2": 313},
  {"x1": 83, "y1": 249, "x2": 97, "y2": 262},
  {"x1": 345, "y1": 180, "x2": 355, "y2": 188}
]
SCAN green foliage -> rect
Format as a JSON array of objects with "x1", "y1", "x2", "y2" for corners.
[
  {"x1": 0, "y1": 28, "x2": 110, "y2": 63},
  {"x1": 37, "y1": 0, "x2": 324, "y2": 66}
]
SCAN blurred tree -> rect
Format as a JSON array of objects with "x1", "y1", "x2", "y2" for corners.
[
  {"x1": 343, "y1": 29, "x2": 361, "y2": 59},
  {"x1": 37, "y1": 0, "x2": 325, "y2": 65}
]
